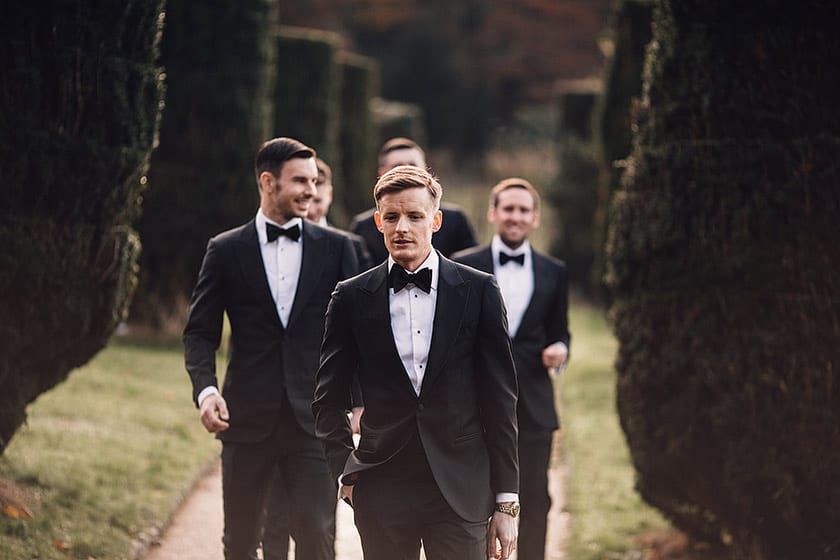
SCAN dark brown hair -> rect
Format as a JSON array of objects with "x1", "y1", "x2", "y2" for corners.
[
  {"x1": 377, "y1": 137, "x2": 425, "y2": 167},
  {"x1": 254, "y1": 137, "x2": 315, "y2": 180}
]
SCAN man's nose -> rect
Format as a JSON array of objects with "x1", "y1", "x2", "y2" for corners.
[{"x1": 395, "y1": 216, "x2": 409, "y2": 231}]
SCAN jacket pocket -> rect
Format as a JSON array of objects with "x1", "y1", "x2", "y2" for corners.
[{"x1": 453, "y1": 431, "x2": 482, "y2": 445}]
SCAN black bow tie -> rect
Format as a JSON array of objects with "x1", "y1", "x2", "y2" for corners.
[
  {"x1": 499, "y1": 252, "x2": 524, "y2": 266},
  {"x1": 389, "y1": 265, "x2": 432, "y2": 294},
  {"x1": 266, "y1": 223, "x2": 300, "y2": 242}
]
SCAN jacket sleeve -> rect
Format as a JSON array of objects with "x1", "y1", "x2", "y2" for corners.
[
  {"x1": 548, "y1": 261, "x2": 571, "y2": 350},
  {"x1": 312, "y1": 283, "x2": 358, "y2": 482},
  {"x1": 475, "y1": 274, "x2": 520, "y2": 495},
  {"x1": 183, "y1": 238, "x2": 224, "y2": 406}
]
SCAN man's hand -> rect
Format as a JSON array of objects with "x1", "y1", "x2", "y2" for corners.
[
  {"x1": 487, "y1": 511, "x2": 518, "y2": 559},
  {"x1": 199, "y1": 393, "x2": 230, "y2": 433},
  {"x1": 542, "y1": 341, "x2": 569, "y2": 374},
  {"x1": 349, "y1": 406, "x2": 364, "y2": 435}
]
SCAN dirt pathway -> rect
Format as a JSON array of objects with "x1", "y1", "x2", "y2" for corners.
[{"x1": 141, "y1": 459, "x2": 568, "y2": 560}]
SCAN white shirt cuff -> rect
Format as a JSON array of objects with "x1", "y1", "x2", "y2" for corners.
[
  {"x1": 197, "y1": 386, "x2": 220, "y2": 407},
  {"x1": 496, "y1": 492, "x2": 519, "y2": 503}
]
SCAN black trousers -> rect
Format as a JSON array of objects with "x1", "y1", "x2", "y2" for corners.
[
  {"x1": 261, "y1": 466, "x2": 291, "y2": 560},
  {"x1": 220, "y1": 404, "x2": 335, "y2": 560},
  {"x1": 352, "y1": 431, "x2": 488, "y2": 560},
  {"x1": 517, "y1": 428, "x2": 554, "y2": 560}
]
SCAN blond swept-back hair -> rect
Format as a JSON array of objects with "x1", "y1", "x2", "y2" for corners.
[{"x1": 374, "y1": 165, "x2": 442, "y2": 210}]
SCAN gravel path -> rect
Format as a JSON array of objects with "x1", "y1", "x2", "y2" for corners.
[{"x1": 142, "y1": 459, "x2": 568, "y2": 560}]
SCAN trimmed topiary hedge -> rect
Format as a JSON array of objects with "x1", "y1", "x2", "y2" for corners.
[
  {"x1": 133, "y1": 0, "x2": 275, "y2": 326},
  {"x1": 592, "y1": 0, "x2": 654, "y2": 301},
  {"x1": 336, "y1": 52, "x2": 379, "y2": 224},
  {"x1": 550, "y1": 82, "x2": 601, "y2": 296},
  {"x1": 606, "y1": 1, "x2": 840, "y2": 557},
  {"x1": 0, "y1": 1, "x2": 165, "y2": 453},
  {"x1": 272, "y1": 26, "x2": 342, "y2": 166}
]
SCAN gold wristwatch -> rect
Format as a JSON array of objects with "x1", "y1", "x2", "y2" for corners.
[{"x1": 495, "y1": 502, "x2": 520, "y2": 518}]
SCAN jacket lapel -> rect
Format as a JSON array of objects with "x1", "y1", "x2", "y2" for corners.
[
  {"x1": 420, "y1": 256, "x2": 469, "y2": 396},
  {"x1": 236, "y1": 219, "x2": 283, "y2": 328},
  {"x1": 475, "y1": 246, "x2": 494, "y2": 275},
  {"x1": 360, "y1": 263, "x2": 419, "y2": 398},
  {"x1": 514, "y1": 251, "x2": 545, "y2": 340},
  {"x1": 287, "y1": 222, "x2": 326, "y2": 328}
]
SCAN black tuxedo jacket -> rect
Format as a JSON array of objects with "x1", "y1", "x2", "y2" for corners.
[
  {"x1": 451, "y1": 245, "x2": 570, "y2": 430},
  {"x1": 349, "y1": 202, "x2": 477, "y2": 265},
  {"x1": 312, "y1": 255, "x2": 519, "y2": 522},
  {"x1": 184, "y1": 218, "x2": 359, "y2": 442}
]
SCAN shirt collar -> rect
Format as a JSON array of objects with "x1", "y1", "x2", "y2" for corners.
[
  {"x1": 256, "y1": 209, "x2": 303, "y2": 245},
  {"x1": 492, "y1": 235, "x2": 531, "y2": 260},
  {"x1": 388, "y1": 249, "x2": 440, "y2": 292}
]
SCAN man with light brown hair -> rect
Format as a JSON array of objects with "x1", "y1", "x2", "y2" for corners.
[
  {"x1": 315, "y1": 165, "x2": 520, "y2": 560},
  {"x1": 453, "y1": 177, "x2": 570, "y2": 560}
]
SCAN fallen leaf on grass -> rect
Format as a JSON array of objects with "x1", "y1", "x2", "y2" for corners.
[
  {"x1": 54, "y1": 538, "x2": 72, "y2": 552},
  {"x1": 3, "y1": 503, "x2": 33, "y2": 519}
]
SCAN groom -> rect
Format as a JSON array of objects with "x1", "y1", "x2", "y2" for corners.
[{"x1": 313, "y1": 165, "x2": 520, "y2": 560}]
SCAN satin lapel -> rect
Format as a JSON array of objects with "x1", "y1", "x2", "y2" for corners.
[
  {"x1": 420, "y1": 258, "x2": 468, "y2": 396},
  {"x1": 360, "y1": 263, "x2": 419, "y2": 398},
  {"x1": 287, "y1": 222, "x2": 326, "y2": 328},
  {"x1": 515, "y1": 252, "x2": 545, "y2": 340},
  {"x1": 236, "y1": 220, "x2": 283, "y2": 327},
  {"x1": 475, "y1": 247, "x2": 494, "y2": 275}
]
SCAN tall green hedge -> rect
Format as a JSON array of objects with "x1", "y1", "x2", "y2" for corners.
[
  {"x1": 336, "y1": 52, "x2": 379, "y2": 225},
  {"x1": 272, "y1": 26, "x2": 342, "y2": 166},
  {"x1": 133, "y1": 0, "x2": 275, "y2": 326},
  {"x1": 592, "y1": 0, "x2": 654, "y2": 301},
  {"x1": 606, "y1": 1, "x2": 840, "y2": 557},
  {"x1": 0, "y1": 1, "x2": 165, "y2": 453},
  {"x1": 550, "y1": 83, "x2": 601, "y2": 295}
]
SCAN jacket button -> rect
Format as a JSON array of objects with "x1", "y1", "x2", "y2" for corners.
[{"x1": 417, "y1": 403, "x2": 425, "y2": 412}]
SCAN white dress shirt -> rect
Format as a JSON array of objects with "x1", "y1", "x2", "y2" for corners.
[
  {"x1": 197, "y1": 210, "x2": 303, "y2": 407},
  {"x1": 386, "y1": 250, "x2": 518, "y2": 504},
  {"x1": 388, "y1": 251, "x2": 439, "y2": 396},
  {"x1": 492, "y1": 235, "x2": 533, "y2": 338},
  {"x1": 256, "y1": 209, "x2": 303, "y2": 328}
]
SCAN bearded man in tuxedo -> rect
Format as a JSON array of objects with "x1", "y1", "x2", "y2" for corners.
[{"x1": 183, "y1": 137, "x2": 359, "y2": 560}]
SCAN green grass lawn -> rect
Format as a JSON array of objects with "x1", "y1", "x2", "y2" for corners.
[
  {"x1": 559, "y1": 302, "x2": 670, "y2": 559},
  {"x1": 0, "y1": 340, "x2": 220, "y2": 560}
]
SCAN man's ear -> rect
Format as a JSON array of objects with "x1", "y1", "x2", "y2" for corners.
[
  {"x1": 487, "y1": 205, "x2": 497, "y2": 224},
  {"x1": 374, "y1": 211, "x2": 384, "y2": 232},
  {"x1": 533, "y1": 209, "x2": 541, "y2": 229},
  {"x1": 432, "y1": 210, "x2": 443, "y2": 232},
  {"x1": 259, "y1": 171, "x2": 275, "y2": 193}
]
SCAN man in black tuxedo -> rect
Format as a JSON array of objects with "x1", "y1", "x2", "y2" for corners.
[
  {"x1": 261, "y1": 156, "x2": 369, "y2": 560},
  {"x1": 349, "y1": 137, "x2": 477, "y2": 264},
  {"x1": 183, "y1": 137, "x2": 359, "y2": 560},
  {"x1": 452, "y1": 178, "x2": 570, "y2": 560},
  {"x1": 313, "y1": 166, "x2": 520, "y2": 560}
]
